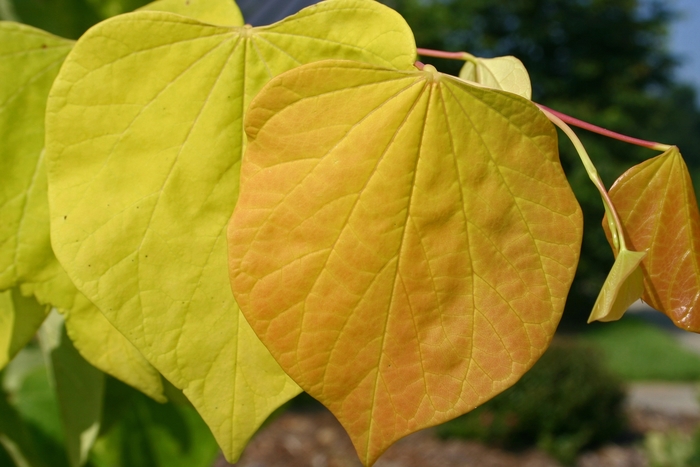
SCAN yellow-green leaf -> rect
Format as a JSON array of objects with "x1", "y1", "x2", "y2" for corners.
[
  {"x1": 603, "y1": 147, "x2": 700, "y2": 331},
  {"x1": 459, "y1": 55, "x2": 532, "y2": 99},
  {"x1": 0, "y1": 21, "x2": 165, "y2": 400},
  {"x1": 587, "y1": 248, "x2": 646, "y2": 323},
  {"x1": 139, "y1": 0, "x2": 243, "y2": 26},
  {"x1": 0, "y1": 22, "x2": 72, "y2": 292},
  {"x1": 0, "y1": 289, "x2": 48, "y2": 370},
  {"x1": 228, "y1": 60, "x2": 582, "y2": 465},
  {"x1": 46, "y1": 0, "x2": 416, "y2": 460}
]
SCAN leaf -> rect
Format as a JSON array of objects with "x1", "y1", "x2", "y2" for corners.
[
  {"x1": 0, "y1": 21, "x2": 164, "y2": 401},
  {"x1": 0, "y1": 22, "x2": 72, "y2": 293},
  {"x1": 228, "y1": 60, "x2": 583, "y2": 465},
  {"x1": 139, "y1": 0, "x2": 243, "y2": 25},
  {"x1": 587, "y1": 249, "x2": 646, "y2": 323},
  {"x1": 459, "y1": 55, "x2": 532, "y2": 100},
  {"x1": 0, "y1": 289, "x2": 49, "y2": 370},
  {"x1": 45, "y1": 0, "x2": 416, "y2": 460},
  {"x1": 603, "y1": 147, "x2": 700, "y2": 331},
  {"x1": 4, "y1": 346, "x2": 71, "y2": 467},
  {"x1": 39, "y1": 310, "x2": 104, "y2": 467}
]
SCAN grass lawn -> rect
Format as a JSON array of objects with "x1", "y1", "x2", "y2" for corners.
[{"x1": 577, "y1": 316, "x2": 700, "y2": 382}]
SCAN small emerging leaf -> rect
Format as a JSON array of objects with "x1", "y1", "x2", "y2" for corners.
[
  {"x1": 587, "y1": 249, "x2": 646, "y2": 323},
  {"x1": 459, "y1": 55, "x2": 532, "y2": 99},
  {"x1": 603, "y1": 147, "x2": 700, "y2": 331},
  {"x1": 229, "y1": 60, "x2": 582, "y2": 465}
]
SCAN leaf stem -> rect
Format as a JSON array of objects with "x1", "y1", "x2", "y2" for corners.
[
  {"x1": 537, "y1": 104, "x2": 672, "y2": 151},
  {"x1": 539, "y1": 107, "x2": 627, "y2": 252},
  {"x1": 416, "y1": 48, "x2": 469, "y2": 61}
]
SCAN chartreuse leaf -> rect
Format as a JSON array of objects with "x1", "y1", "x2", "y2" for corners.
[
  {"x1": 139, "y1": 0, "x2": 243, "y2": 25},
  {"x1": 587, "y1": 249, "x2": 646, "y2": 323},
  {"x1": 0, "y1": 289, "x2": 48, "y2": 369},
  {"x1": 39, "y1": 310, "x2": 104, "y2": 467},
  {"x1": 228, "y1": 60, "x2": 583, "y2": 465},
  {"x1": 45, "y1": 0, "x2": 416, "y2": 460},
  {"x1": 459, "y1": 54, "x2": 532, "y2": 99},
  {"x1": 603, "y1": 147, "x2": 700, "y2": 331},
  {"x1": 0, "y1": 22, "x2": 164, "y2": 400},
  {"x1": 0, "y1": 22, "x2": 72, "y2": 294}
]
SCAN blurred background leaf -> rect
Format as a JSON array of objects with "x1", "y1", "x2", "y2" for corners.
[
  {"x1": 38, "y1": 311, "x2": 104, "y2": 467},
  {"x1": 0, "y1": 0, "x2": 152, "y2": 39},
  {"x1": 0, "y1": 343, "x2": 219, "y2": 467}
]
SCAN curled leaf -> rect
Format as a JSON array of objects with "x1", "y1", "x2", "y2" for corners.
[
  {"x1": 229, "y1": 60, "x2": 582, "y2": 465},
  {"x1": 603, "y1": 147, "x2": 700, "y2": 331},
  {"x1": 459, "y1": 55, "x2": 532, "y2": 99},
  {"x1": 587, "y1": 248, "x2": 646, "y2": 323},
  {"x1": 46, "y1": 0, "x2": 416, "y2": 460}
]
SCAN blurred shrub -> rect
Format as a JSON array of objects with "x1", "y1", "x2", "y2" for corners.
[
  {"x1": 437, "y1": 338, "x2": 627, "y2": 464},
  {"x1": 645, "y1": 430, "x2": 698, "y2": 467}
]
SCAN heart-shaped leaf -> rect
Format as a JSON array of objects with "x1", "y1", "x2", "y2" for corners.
[
  {"x1": 603, "y1": 147, "x2": 700, "y2": 331},
  {"x1": 0, "y1": 21, "x2": 164, "y2": 400},
  {"x1": 587, "y1": 248, "x2": 646, "y2": 323},
  {"x1": 46, "y1": 1, "x2": 416, "y2": 460},
  {"x1": 228, "y1": 60, "x2": 583, "y2": 465},
  {"x1": 459, "y1": 55, "x2": 532, "y2": 99}
]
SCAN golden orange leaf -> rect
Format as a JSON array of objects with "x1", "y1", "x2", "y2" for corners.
[
  {"x1": 228, "y1": 60, "x2": 582, "y2": 465},
  {"x1": 603, "y1": 147, "x2": 700, "y2": 331}
]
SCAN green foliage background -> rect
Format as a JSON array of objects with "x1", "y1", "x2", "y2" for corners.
[
  {"x1": 0, "y1": 0, "x2": 151, "y2": 38},
  {"x1": 380, "y1": 0, "x2": 700, "y2": 324}
]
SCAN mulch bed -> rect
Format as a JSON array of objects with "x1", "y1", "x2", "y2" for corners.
[{"x1": 213, "y1": 403, "x2": 697, "y2": 467}]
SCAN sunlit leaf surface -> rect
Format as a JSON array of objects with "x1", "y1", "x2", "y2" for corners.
[
  {"x1": 459, "y1": 55, "x2": 532, "y2": 99},
  {"x1": 139, "y1": 0, "x2": 243, "y2": 25},
  {"x1": 45, "y1": 0, "x2": 416, "y2": 460},
  {"x1": 228, "y1": 60, "x2": 583, "y2": 465},
  {"x1": 0, "y1": 21, "x2": 164, "y2": 400},
  {"x1": 603, "y1": 147, "x2": 700, "y2": 331},
  {"x1": 0, "y1": 22, "x2": 71, "y2": 295},
  {"x1": 587, "y1": 248, "x2": 646, "y2": 323}
]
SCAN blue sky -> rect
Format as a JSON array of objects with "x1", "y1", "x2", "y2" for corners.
[{"x1": 669, "y1": 0, "x2": 700, "y2": 91}]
